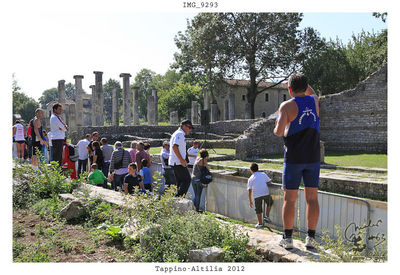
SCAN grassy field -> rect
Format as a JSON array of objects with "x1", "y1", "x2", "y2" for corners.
[{"x1": 148, "y1": 147, "x2": 386, "y2": 169}]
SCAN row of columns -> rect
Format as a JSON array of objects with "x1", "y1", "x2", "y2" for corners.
[
  {"x1": 57, "y1": 73, "x2": 248, "y2": 130},
  {"x1": 57, "y1": 72, "x2": 156, "y2": 129}
]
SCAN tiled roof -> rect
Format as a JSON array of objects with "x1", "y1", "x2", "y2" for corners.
[{"x1": 223, "y1": 79, "x2": 287, "y2": 89}]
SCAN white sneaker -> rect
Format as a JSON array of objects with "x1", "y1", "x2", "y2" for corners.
[
  {"x1": 279, "y1": 236, "x2": 293, "y2": 249},
  {"x1": 305, "y1": 236, "x2": 317, "y2": 249},
  {"x1": 263, "y1": 216, "x2": 271, "y2": 223},
  {"x1": 255, "y1": 223, "x2": 263, "y2": 229}
]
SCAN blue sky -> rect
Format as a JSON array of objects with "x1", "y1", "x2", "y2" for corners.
[{"x1": 1, "y1": 3, "x2": 389, "y2": 101}]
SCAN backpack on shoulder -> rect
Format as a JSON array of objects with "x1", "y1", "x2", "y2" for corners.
[
  {"x1": 68, "y1": 144, "x2": 79, "y2": 162},
  {"x1": 199, "y1": 158, "x2": 212, "y2": 185}
]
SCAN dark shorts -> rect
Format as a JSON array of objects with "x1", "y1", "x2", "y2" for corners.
[
  {"x1": 282, "y1": 162, "x2": 320, "y2": 190},
  {"x1": 16, "y1": 140, "x2": 25, "y2": 144},
  {"x1": 254, "y1": 195, "x2": 273, "y2": 214},
  {"x1": 32, "y1": 141, "x2": 42, "y2": 156}
]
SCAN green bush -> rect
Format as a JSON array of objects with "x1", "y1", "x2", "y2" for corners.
[
  {"x1": 314, "y1": 225, "x2": 387, "y2": 262},
  {"x1": 123, "y1": 179, "x2": 259, "y2": 262},
  {"x1": 136, "y1": 211, "x2": 257, "y2": 262},
  {"x1": 31, "y1": 196, "x2": 68, "y2": 219},
  {"x1": 13, "y1": 160, "x2": 82, "y2": 209}
]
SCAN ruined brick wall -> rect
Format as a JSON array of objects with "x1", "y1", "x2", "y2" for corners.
[
  {"x1": 71, "y1": 119, "x2": 260, "y2": 144},
  {"x1": 235, "y1": 64, "x2": 387, "y2": 159},
  {"x1": 319, "y1": 64, "x2": 387, "y2": 153}
]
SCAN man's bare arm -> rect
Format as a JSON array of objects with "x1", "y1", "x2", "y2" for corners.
[
  {"x1": 33, "y1": 120, "x2": 44, "y2": 144},
  {"x1": 273, "y1": 103, "x2": 289, "y2": 137}
]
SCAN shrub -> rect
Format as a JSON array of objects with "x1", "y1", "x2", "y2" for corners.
[
  {"x1": 314, "y1": 224, "x2": 387, "y2": 262},
  {"x1": 13, "y1": 160, "x2": 82, "y2": 209}
]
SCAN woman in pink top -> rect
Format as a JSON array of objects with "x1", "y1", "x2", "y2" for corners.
[{"x1": 128, "y1": 141, "x2": 137, "y2": 163}]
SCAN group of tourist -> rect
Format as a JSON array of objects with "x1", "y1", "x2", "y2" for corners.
[{"x1": 12, "y1": 72, "x2": 321, "y2": 250}]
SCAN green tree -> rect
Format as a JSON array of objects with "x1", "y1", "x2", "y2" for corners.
[
  {"x1": 12, "y1": 74, "x2": 39, "y2": 122},
  {"x1": 38, "y1": 88, "x2": 58, "y2": 109},
  {"x1": 346, "y1": 29, "x2": 387, "y2": 82},
  {"x1": 158, "y1": 81, "x2": 203, "y2": 121},
  {"x1": 132, "y1": 69, "x2": 158, "y2": 120},
  {"x1": 173, "y1": 13, "x2": 323, "y2": 118},
  {"x1": 302, "y1": 39, "x2": 360, "y2": 95},
  {"x1": 103, "y1": 79, "x2": 122, "y2": 124}
]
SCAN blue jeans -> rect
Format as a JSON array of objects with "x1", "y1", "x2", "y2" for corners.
[{"x1": 191, "y1": 177, "x2": 203, "y2": 211}]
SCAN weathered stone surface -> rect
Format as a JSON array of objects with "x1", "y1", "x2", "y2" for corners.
[
  {"x1": 120, "y1": 73, "x2": 132, "y2": 126},
  {"x1": 172, "y1": 198, "x2": 195, "y2": 213},
  {"x1": 60, "y1": 199, "x2": 86, "y2": 221},
  {"x1": 93, "y1": 71, "x2": 104, "y2": 126},
  {"x1": 121, "y1": 217, "x2": 140, "y2": 238},
  {"x1": 132, "y1": 86, "x2": 140, "y2": 125},
  {"x1": 59, "y1": 193, "x2": 75, "y2": 201},
  {"x1": 188, "y1": 247, "x2": 224, "y2": 262}
]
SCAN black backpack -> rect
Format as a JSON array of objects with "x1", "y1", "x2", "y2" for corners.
[
  {"x1": 200, "y1": 166, "x2": 212, "y2": 185},
  {"x1": 68, "y1": 144, "x2": 79, "y2": 162}
]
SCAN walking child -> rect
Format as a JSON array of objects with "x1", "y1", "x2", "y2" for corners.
[{"x1": 247, "y1": 163, "x2": 273, "y2": 229}]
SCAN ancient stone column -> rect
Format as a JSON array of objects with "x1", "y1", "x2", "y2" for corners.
[
  {"x1": 191, "y1": 101, "x2": 198, "y2": 124},
  {"x1": 132, "y1": 86, "x2": 140, "y2": 125},
  {"x1": 58, "y1": 80, "x2": 66, "y2": 104},
  {"x1": 152, "y1": 88, "x2": 158, "y2": 125},
  {"x1": 147, "y1": 95, "x2": 156, "y2": 125},
  {"x1": 68, "y1": 103, "x2": 77, "y2": 132},
  {"x1": 244, "y1": 103, "x2": 251, "y2": 119},
  {"x1": 223, "y1": 98, "x2": 229, "y2": 120},
  {"x1": 120, "y1": 73, "x2": 132, "y2": 126},
  {"x1": 93, "y1": 71, "x2": 104, "y2": 126},
  {"x1": 90, "y1": 85, "x2": 96, "y2": 126},
  {"x1": 228, "y1": 92, "x2": 235, "y2": 120},
  {"x1": 170, "y1": 110, "x2": 179, "y2": 125},
  {"x1": 210, "y1": 103, "x2": 218, "y2": 122},
  {"x1": 57, "y1": 80, "x2": 66, "y2": 121},
  {"x1": 204, "y1": 88, "x2": 210, "y2": 110},
  {"x1": 73, "y1": 75, "x2": 84, "y2": 128},
  {"x1": 186, "y1": 108, "x2": 191, "y2": 120},
  {"x1": 112, "y1": 88, "x2": 119, "y2": 126}
]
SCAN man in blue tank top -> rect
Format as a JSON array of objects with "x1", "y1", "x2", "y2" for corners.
[{"x1": 274, "y1": 73, "x2": 320, "y2": 249}]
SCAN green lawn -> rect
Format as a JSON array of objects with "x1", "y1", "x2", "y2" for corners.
[
  {"x1": 324, "y1": 152, "x2": 387, "y2": 169},
  {"x1": 147, "y1": 147, "x2": 386, "y2": 169},
  {"x1": 148, "y1": 147, "x2": 236, "y2": 156},
  {"x1": 243, "y1": 151, "x2": 387, "y2": 169}
]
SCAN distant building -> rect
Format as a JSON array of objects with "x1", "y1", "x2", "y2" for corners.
[{"x1": 215, "y1": 79, "x2": 289, "y2": 119}]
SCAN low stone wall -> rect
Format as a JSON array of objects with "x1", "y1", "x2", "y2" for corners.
[
  {"x1": 207, "y1": 163, "x2": 387, "y2": 201},
  {"x1": 71, "y1": 119, "x2": 260, "y2": 145}
]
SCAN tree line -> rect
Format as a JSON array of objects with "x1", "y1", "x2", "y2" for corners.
[{"x1": 13, "y1": 12, "x2": 387, "y2": 122}]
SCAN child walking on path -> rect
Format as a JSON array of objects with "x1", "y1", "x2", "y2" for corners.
[{"x1": 247, "y1": 163, "x2": 273, "y2": 229}]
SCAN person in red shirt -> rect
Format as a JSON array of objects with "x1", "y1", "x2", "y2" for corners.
[{"x1": 62, "y1": 139, "x2": 77, "y2": 179}]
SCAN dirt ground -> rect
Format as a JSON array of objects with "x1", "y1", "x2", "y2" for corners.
[{"x1": 12, "y1": 209, "x2": 135, "y2": 262}]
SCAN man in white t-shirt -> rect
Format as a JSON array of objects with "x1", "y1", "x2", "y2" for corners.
[
  {"x1": 247, "y1": 162, "x2": 273, "y2": 229},
  {"x1": 76, "y1": 134, "x2": 91, "y2": 177},
  {"x1": 169, "y1": 119, "x2": 194, "y2": 197},
  {"x1": 187, "y1": 141, "x2": 199, "y2": 168}
]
